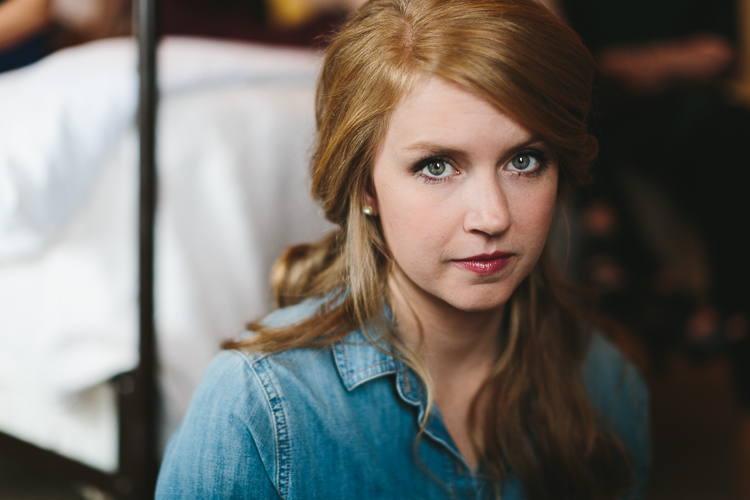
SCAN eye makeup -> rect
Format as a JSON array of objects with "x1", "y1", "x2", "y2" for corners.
[
  {"x1": 505, "y1": 148, "x2": 552, "y2": 179},
  {"x1": 412, "y1": 156, "x2": 459, "y2": 183},
  {"x1": 409, "y1": 144, "x2": 554, "y2": 184}
]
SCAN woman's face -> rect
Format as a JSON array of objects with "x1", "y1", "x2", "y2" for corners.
[{"x1": 366, "y1": 75, "x2": 559, "y2": 314}]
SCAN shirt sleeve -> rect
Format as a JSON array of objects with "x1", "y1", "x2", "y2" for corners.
[
  {"x1": 583, "y1": 333, "x2": 651, "y2": 500},
  {"x1": 156, "y1": 351, "x2": 282, "y2": 500},
  {"x1": 620, "y1": 361, "x2": 650, "y2": 500}
]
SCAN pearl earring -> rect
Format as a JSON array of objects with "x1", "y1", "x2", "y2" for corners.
[{"x1": 362, "y1": 205, "x2": 375, "y2": 216}]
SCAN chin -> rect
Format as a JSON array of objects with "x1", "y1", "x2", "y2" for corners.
[{"x1": 441, "y1": 285, "x2": 515, "y2": 314}]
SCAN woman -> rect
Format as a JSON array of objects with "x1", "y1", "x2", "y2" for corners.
[{"x1": 156, "y1": 0, "x2": 649, "y2": 498}]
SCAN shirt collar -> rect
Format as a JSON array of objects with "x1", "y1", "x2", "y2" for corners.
[
  {"x1": 332, "y1": 322, "x2": 426, "y2": 406},
  {"x1": 332, "y1": 326, "x2": 399, "y2": 391},
  {"x1": 331, "y1": 314, "x2": 464, "y2": 467}
]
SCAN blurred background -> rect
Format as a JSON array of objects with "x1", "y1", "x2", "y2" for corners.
[{"x1": 1, "y1": 0, "x2": 749, "y2": 498}]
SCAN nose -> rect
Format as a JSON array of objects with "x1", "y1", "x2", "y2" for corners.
[{"x1": 462, "y1": 174, "x2": 511, "y2": 236}]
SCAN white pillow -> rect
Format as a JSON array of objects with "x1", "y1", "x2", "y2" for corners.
[
  {"x1": 0, "y1": 38, "x2": 137, "y2": 263},
  {"x1": 0, "y1": 36, "x2": 322, "y2": 264}
]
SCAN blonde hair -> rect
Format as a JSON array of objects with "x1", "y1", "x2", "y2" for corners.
[{"x1": 226, "y1": 0, "x2": 631, "y2": 498}]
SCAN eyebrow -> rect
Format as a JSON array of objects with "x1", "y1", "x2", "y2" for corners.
[{"x1": 402, "y1": 136, "x2": 547, "y2": 156}]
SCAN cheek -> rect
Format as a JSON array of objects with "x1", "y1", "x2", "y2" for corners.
[
  {"x1": 511, "y1": 179, "x2": 558, "y2": 251},
  {"x1": 524, "y1": 187, "x2": 557, "y2": 225},
  {"x1": 376, "y1": 181, "x2": 458, "y2": 270},
  {"x1": 380, "y1": 190, "x2": 452, "y2": 254}
]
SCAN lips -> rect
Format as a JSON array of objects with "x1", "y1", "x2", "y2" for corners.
[{"x1": 451, "y1": 251, "x2": 514, "y2": 276}]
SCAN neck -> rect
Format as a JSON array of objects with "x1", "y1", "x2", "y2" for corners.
[
  {"x1": 387, "y1": 268, "x2": 504, "y2": 470},
  {"x1": 388, "y1": 270, "x2": 504, "y2": 386}
]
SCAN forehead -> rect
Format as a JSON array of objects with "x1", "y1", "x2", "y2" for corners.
[{"x1": 381, "y1": 75, "x2": 534, "y2": 154}]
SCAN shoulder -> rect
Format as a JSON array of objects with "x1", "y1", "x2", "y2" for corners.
[
  {"x1": 582, "y1": 333, "x2": 648, "y2": 427},
  {"x1": 259, "y1": 295, "x2": 329, "y2": 329},
  {"x1": 157, "y1": 298, "x2": 352, "y2": 498},
  {"x1": 156, "y1": 350, "x2": 282, "y2": 499},
  {"x1": 236, "y1": 297, "x2": 345, "y2": 396},
  {"x1": 583, "y1": 332, "x2": 650, "y2": 496}
]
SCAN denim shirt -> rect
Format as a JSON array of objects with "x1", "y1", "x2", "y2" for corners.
[{"x1": 156, "y1": 297, "x2": 649, "y2": 499}]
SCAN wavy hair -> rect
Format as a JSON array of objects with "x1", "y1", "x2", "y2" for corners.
[{"x1": 225, "y1": 0, "x2": 632, "y2": 498}]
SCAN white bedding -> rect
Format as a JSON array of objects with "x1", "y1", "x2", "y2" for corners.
[{"x1": 0, "y1": 37, "x2": 333, "y2": 470}]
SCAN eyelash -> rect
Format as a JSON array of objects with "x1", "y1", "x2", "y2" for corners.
[
  {"x1": 508, "y1": 149, "x2": 551, "y2": 178},
  {"x1": 413, "y1": 156, "x2": 456, "y2": 184},
  {"x1": 412, "y1": 149, "x2": 552, "y2": 183}
]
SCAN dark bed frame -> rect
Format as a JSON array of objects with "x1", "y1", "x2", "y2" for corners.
[{"x1": 0, "y1": 1, "x2": 162, "y2": 498}]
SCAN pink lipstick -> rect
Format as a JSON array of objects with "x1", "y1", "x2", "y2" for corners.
[{"x1": 452, "y1": 252, "x2": 513, "y2": 276}]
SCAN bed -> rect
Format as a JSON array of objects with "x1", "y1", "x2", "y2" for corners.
[{"x1": 0, "y1": 10, "x2": 332, "y2": 497}]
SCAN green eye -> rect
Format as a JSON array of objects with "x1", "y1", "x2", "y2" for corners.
[
  {"x1": 511, "y1": 154, "x2": 533, "y2": 170},
  {"x1": 426, "y1": 160, "x2": 446, "y2": 176},
  {"x1": 417, "y1": 157, "x2": 456, "y2": 181}
]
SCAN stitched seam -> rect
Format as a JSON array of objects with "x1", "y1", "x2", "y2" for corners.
[
  {"x1": 253, "y1": 357, "x2": 291, "y2": 499},
  {"x1": 238, "y1": 349, "x2": 271, "y2": 367},
  {"x1": 228, "y1": 351, "x2": 282, "y2": 497},
  {"x1": 234, "y1": 411, "x2": 280, "y2": 497},
  {"x1": 396, "y1": 367, "x2": 420, "y2": 406},
  {"x1": 333, "y1": 342, "x2": 399, "y2": 390},
  {"x1": 345, "y1": 362, "x2": 399, "y2": 390},
  {"x1": 346, "y1": 360, "x2": 396, "y2": 379},
  {"x1": 333, "y1": 341, "x2": 350, "y2": 382}
]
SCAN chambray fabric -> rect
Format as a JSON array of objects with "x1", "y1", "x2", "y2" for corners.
[{"x1": 156, "y1": 297, "x2": 649, "y2": 499}]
